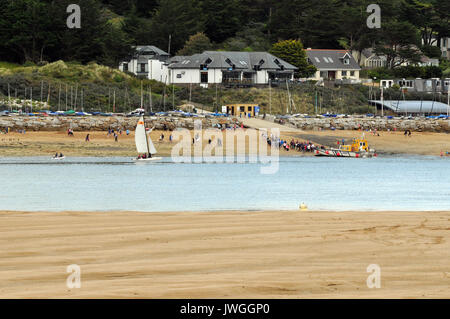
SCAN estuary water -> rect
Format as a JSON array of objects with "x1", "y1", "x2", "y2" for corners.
[{"x1": 0, "y1": 156, "x2": 449, "y2": 212}]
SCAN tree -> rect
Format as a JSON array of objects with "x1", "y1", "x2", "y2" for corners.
[
  {"x1": 177, "y1": 33, "x2": 213, "y2": 55},
  {"x1": 0, "y1": 0, "x2": 58, "y2": 63},
  {"x1": 221, "y1": 22, "x2": 271, "y2": 52},
  {"x1": 269, "y1": 0, "x2": 343, "y2": 48},
  {"x1": 122, "y1": 5, "x2": 153, "y2": 45},
  {"x1": 269, "y1": 39, "x2": 316, "y2": 77},
  {"x1": 57, "y1": 0, "x2": 109, "y2": 64},
  {"x1": 149, "y1": 0, "x2": 203, "y2": 55},
  {"x1": 374, "y1": 20, "x2": 422, "y2": 68},
  {"x1": 200, "y1": 0, "x2": 242, "y2": 43},
  {"x1": 403, "y1": 0, "x2": 450, "y2": 46}
]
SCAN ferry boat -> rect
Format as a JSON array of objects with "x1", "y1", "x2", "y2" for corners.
[{"x1": 315, "y1": 134, "x2": 376, "y2": 158}]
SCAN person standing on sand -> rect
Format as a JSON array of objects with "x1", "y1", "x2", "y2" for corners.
[
  {"x1": 114, "y1": 133, "x2": 118, "y2": 142},
  {"x1": 85, "y1": 134, "x2": 90, "y2": 142}
]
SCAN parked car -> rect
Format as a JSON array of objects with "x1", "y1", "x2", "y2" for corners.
[{"x1": 127, "y1": 108, "x2": 145, "y2": 117}]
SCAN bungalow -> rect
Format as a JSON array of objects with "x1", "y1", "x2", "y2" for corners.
[
  {"x1": 306, "y1": 49, "x2": 361, "y2": 82},
  {"x1": 353, "y1": 47, "x2": 440, "y2": 69},
  {"x1": 352, "y1": 48, "x2": 387, "y2": 69},
  {"x1": 380, "y1": 78, "x2": 450, "y2": 94},
  {"x1": 160, "y1": 51, "x2": 297, "y2": 86},
  {"x1": 119, "y1": 45, "x2": 170, "y2": 77}
]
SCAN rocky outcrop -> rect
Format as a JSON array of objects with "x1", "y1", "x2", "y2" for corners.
[
  {"x1": 0, "y1": 115, "x2": 448, "y2": 133},
  {"x1": 0, "y1": 116, "x2": 234, "y2": 132},
  {"x1": 281, "y1": 117, "x2": 450, "y2": 133}
]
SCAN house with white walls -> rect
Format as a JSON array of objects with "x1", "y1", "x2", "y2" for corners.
[
  {"x1": 119, "y1": 45, "x2": 170, "y2": 77},
  {"x1": 164, "y1": 51, "x2": 297, "y2": 86},
  {"x1": 306, "y1": 49, "x2": 361, "y2": 83}
]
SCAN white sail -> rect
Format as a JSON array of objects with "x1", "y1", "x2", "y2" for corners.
[
  {"x1": 135, "y1": 116, "x2": 149, "y2": 154},
  {"x1": 147, "y1": 132, "x2": 157, "y2": 154}
]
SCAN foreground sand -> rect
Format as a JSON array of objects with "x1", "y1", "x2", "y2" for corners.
[{"x1": 0, "y1": 210, "x2": 449, "y2": 298}]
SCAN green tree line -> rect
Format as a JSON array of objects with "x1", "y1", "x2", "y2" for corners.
[{"x1": 0, "y1": 0, "x2": 449, "y2": 68}]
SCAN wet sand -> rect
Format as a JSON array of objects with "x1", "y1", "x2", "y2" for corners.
[
  {"x1": 0, "y1": 210, "x2": 449, "y2": 298},
  {"x1": 0, "y1": 129, "x2": 449, "y2": 157}
]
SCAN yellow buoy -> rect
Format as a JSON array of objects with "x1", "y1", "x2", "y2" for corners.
[{"x1": 300, "y1": 202, "x2": 308, "y2": 211}]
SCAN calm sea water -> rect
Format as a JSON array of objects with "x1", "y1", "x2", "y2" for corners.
[{"x1": 0, "y1": 156, "x2": 449, "y2": 212}]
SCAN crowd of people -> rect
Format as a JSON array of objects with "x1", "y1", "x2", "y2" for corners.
[{"x1": 262, "y1": 132, "x2": 321, "y2": 153}]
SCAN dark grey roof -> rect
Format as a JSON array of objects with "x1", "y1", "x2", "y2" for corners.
[
  {"x1": 168, "y1": 51, "x2": 298, "y2": 71},
  {"x1": 370, "y1": 100, "x2": 450, "y2": 114},
  {"x1": 168, "y1": 55, "x2": 191, "y2": 63},
  {"x1": 361, "y1": 48, "x2": 374, "y2": 58},
  {"x1": 306, "y1": 49, "x2": 361, "y2": 70},
  {"x1": 134, "y1": 45, "x2": 170, "y2": 56}
]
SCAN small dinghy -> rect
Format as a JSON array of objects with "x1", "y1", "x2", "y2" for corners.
[{"x1": 134, "y1": 115, "x2": 162, "y2": 162}]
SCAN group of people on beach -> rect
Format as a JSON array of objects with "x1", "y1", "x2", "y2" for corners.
[
  {"x1": 262, "y1": 132, "x2": 319, "y2": 153},
  {"x1": 107, "y1": 128, "x2": 120, "y2": 142},
  {"x1": 279, "y1": 139, "x2": 318, "y2": 152}
]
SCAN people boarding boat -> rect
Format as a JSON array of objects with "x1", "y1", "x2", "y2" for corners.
[
  {"x1": 315, "y1": 134, "x2": 376, "y2": 158},
  {"x1": 134, "y1": 115, "x2": 162, "y2": 162}
]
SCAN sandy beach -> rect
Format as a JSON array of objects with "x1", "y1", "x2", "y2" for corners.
[
  {"x1": 0, "y1": 129, "x2": 449, "y2": 157},
  {"x1": 0, "y1": 210, "x2": 449, "y2": 298}
]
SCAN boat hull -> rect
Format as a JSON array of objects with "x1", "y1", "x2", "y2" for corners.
[
  {"x1": 133, "y1": 157, "x2": 162, "y2": 162},
  {"x1": 52, "y1": 157, "x2": 65, "y2": 160},
  {"x1": 315, "y1": 149, "x2": 375, "y2": 158}
]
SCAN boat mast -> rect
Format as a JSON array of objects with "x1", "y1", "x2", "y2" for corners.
[{"x1": 142, "y1": 116, "x2": 150, "y2": 156}]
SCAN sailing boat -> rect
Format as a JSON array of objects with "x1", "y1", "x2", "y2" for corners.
[{"x1": 134, "y1": 115, "x2": 162, "y2": 161}]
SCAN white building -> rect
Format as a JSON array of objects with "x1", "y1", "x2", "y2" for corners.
[
  {"x1": 165, "y1": 51, "x2": 297, "y2": 86},
  {"x1": 121, "y1": 51, "x2": 298, "y2": 86},
  {"x1": 119, "y1": 45, "x2": 170, "y2": 77}
]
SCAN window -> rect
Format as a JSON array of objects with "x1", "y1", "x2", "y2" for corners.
[
  {"x1": 344, "y1": 59, "x2": 350, "y2": 65},
  {"x1": 248, "y1": 106, "x2": 252, "y2": 111},
  {"x1": 123, "y1": 63, "x2": 128, "y2": 72},
  {"x1": 240, "y1": 106, "x2": 245, "y2": 112},
  {"x1": 323, "y1": 57, "x2": 329, "y2": 63},
  {"x1": 399, "y1": 80, "x2": 413, "y2": 88},
  {"x1": 200, "y1": 72, "x2": 208, "y2": 83},
  {"x1": 320, "y1": 71, "x2": 328, "y2": 78},
  {"x1": 350, "y1": 71, "x2": 355, "y2": 76},
  {"x1": 315, "y1": 57, "x2": 320, "y2": 63},
  {"x1": 176, "y1": 74, "x2": 182, "y2": 78},
  {"x1": 140, "y1": 63, "x2": 146, "y2": 73},
  {"x1": 342, "y1": 71, "x2": 347, "y2": 76}
]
